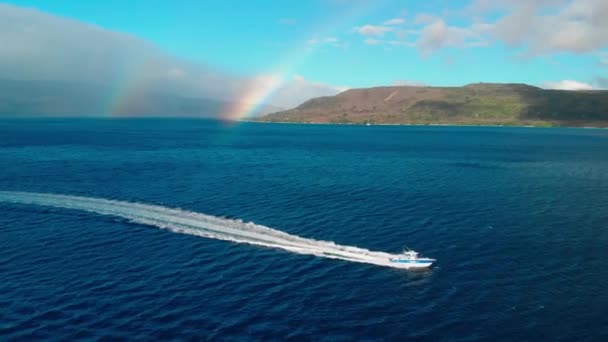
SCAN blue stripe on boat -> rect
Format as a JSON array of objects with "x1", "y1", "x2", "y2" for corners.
[{"x1": 390, "y1": 259, "x2": 433, "y2": 263}]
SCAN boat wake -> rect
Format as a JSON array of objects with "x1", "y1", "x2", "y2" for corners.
[{"x1": 0, "y1": 191, "x2": 407, "y2": 269}]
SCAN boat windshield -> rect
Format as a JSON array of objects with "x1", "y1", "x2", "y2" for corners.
[{"x1": 403, "y1": 251, "x2": 418, "y2": 258}]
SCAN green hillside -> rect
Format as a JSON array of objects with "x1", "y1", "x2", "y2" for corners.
[{"x1": 257, "y1": 83, "x2": 608, "y2": 127}]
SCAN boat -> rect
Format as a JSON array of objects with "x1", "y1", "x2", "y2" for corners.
[{"x1": 389, "y1": 248, "x2": 435, "y2": 268}]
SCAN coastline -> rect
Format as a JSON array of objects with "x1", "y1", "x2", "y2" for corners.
[
  {"x1": 242, "y1": 119, "x2": 608, "y2": 129},
  {"x1": 1, "y1": 117, "x2": 605, "y2": 129}
]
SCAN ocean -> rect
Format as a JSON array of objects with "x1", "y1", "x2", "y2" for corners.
[{"x1": 1, "y1": 119, "x2": 607, "y2": 340}]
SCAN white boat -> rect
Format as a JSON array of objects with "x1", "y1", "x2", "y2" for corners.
[{"x1": 389, "y1": 249, "x2": 435, "y2": 269}]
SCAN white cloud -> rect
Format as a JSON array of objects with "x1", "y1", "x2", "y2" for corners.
[
  {"x1": 0, "y1": 3, "x2": 251, "y2": 102},
  {"x1": 167, "y1": 67, "x2": 186, "y2": 79},
  {"x1": 408, "y1": 1, "x2": 608, "y2": 55},
  {"x1": 388, "y1": 40, "x2": 415, "y2": 47},
  {"x1": 354, "y1": 20, "x2": 419, "y2": 46},
  {"x1": 466, "y1": 0, "x2": 567, "y2": 14},
  {"x1": 354, "y1": 22, "x2": 416, "y2": 46},
  {"x1": 2, "y1": 6, "x2": 200, "y2": 99},
  {"x1": 0, "y1": 4, "x2": 341, "y2": 114},
  {"x1": 414, "y1": 13, "x2": 441, "y2": 25},
  {"x1": 542, "y1": 80, "x2": 594, "y2": 90},
  {"x1": 348, "y1": 2, "x2": 608, "y2": 79},
  {"x1": 416, "y1": 18, "x2": 485, "y2": 54},
  {"x1": 355, "y1": 24, "x2": 393, "y2": 37},
  {"x1": 334, "y1": 85, "x2": 351, "y2": 92},
  {"x1": 490, "y1": 0, "x2": 608, "y2": 54},
  {"x1": 383, "y1": 18, "x2": 405, "y2": 25},
  {"x1": 392, "y1": 80, "x2": 426, "y2": 86},
  {"x1": 267, "y1": 75, "x2": 345, "y2": 108}
]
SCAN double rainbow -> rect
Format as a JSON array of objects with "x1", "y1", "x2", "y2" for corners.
[{"x1": 103, "y1": 2, "x2": 374, "y2": 121}]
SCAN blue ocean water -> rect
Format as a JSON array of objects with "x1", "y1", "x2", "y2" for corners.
[{"x1": 1, "y1": 119, "x2": 607, "y2": 340}]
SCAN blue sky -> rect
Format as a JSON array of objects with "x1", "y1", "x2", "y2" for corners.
[{"x1": 3, "y1": 0, "x2": 608, "y2": 97}]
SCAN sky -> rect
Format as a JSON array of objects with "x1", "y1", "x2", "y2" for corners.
[{"x1": 2, "y1": 0, "x2": 608, "y2": 117}]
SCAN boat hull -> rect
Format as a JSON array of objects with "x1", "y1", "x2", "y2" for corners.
[{"x1": 389, "y1": 258, "x2": 435, "y2": 269}]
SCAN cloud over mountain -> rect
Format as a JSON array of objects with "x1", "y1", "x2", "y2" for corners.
[
  {"x1": 0, "y1": 4, "x2": 341, "y2": 115},
  {"x1": 542, "y1": 80, "x2": 594, "y2": 90}
]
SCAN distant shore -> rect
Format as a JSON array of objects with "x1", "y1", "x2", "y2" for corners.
[
  {"x1": 256, "y1": 83, "x2": 608, "y2": 129},
  {"x1": 243, "y1": 119, "x2": 608, "y2": 129}
]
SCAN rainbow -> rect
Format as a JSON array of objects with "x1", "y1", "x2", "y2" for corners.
[
  {"x1": 220, "y1": 73, "x2": 284, "y2": 122},
  {"x1": 220, "y1": 2, "x2": 375, "y2": 122},
  {"x1": 104, "y1": 59, "x2": 161, "y2": 117},
  {"x1": 99, "y1": 2, "x2": 375, "y2": 120}
]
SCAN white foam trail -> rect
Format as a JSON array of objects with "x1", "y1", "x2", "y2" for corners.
[{"x1": 0, "y1": 191, "x2": 405, "y2": 268}]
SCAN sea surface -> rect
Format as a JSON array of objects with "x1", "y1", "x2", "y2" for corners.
[{"x1": 1, "y1": 119, "x2": 607, "y2": 341}]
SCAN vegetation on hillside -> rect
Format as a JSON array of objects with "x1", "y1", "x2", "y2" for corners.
[{"x1": 257, "y1": 83, "x2": 608, "y2": 127}]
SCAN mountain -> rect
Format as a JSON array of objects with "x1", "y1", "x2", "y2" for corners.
[
  {"x1": 0, "y1": 79, "x2": 281, "y2": 117},
  {"x1": 257, "y1": 83, "x2": 608, "y2": 127}
]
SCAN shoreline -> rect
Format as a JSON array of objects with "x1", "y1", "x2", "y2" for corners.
[
  {"x1": 241, "y1": 119, "x2": 608, "y2": 130},
  {"x1": 1, "y1": 117, "x2": 606, "y2": 129}
]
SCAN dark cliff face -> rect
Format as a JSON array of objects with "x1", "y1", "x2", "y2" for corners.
[{"x1": 258, "y1": 83, "x2": 608, "y2": 127}]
